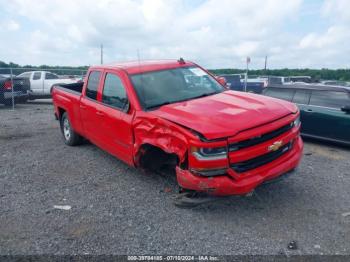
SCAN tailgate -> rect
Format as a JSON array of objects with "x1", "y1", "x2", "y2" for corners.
[{"x1": 12, "y1": 78, "x2": 30, "y2": 92}]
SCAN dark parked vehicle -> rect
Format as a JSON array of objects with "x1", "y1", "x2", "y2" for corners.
[
  {"x1": 0, "y1": 75, "x2": 30, "y2": 106},
  {"x1": 220, "y1": 74, "x2": 266, "y2": 94},
  {"x1": 287, "y1": 76, "x2": 313, "y2": 83},
  {"x1": 220, "y1": 74, "x2": 242, "y2": 90},
  {"x1": 322, "y1": 80, "x2": 350, "y2": 87},
  {"x1": 263, "y1": 85, "x2": 350, "y2": 145}
]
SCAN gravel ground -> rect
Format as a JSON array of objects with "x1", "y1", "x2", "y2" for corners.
[{"x1": 0, "y1": 101, "x2": 350, "y2": 256}]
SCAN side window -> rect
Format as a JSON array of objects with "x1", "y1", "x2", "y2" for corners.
[
  {"x1": 102, "y1": 73, "x2": 128, "y2": 110},
  {"x1": 292, "y1": 90, "x2": 311, "y2": 104},
  {"x1": 86, "y1": 71, "x2": 101, "y2": 100},
  {"x1": 33, "y1": 72, "x2": 42, "y2": 80},
  {"x1": 45, "y1": 73, "x2": 59, "y2": 80},
  {"x1": 310, "y1": 91, "x2": 349, "y2": 109},
  {"x1": 264, "y1": 88, "x2": 294, "y2": 101}
]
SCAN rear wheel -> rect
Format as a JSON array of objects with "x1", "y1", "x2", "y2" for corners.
[{"x1": 60, "y1": 112, "x2": 82, "y2": 146}]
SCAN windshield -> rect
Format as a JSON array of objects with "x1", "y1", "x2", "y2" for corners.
[{"x1": 130, "y1": 66, "x2": 225, "y2": 110}]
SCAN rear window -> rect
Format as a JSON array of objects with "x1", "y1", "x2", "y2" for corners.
[
  {"x1": 45, "y1": 73, "x2": 59, "y2": 80},
  {"x1": 309, "y1": 91, "x2": 349, "y2": 109},
  {"x1": 264, "y1": 88, "x2": 295, "y2": 101},
  {"x1": 85, "y1": 71, "x2": 101, "y2": 100}
]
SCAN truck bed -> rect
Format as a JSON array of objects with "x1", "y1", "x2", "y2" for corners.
[
  {"x1": 52, "y1": 82, "x2": 85, "y2": 134},
  {"x1": 55, "y1": 82, "x2": 84, "y2": 94}
]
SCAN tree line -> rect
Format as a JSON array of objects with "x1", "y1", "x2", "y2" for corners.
[
  {"x1": 210, "y1": 68, "x2": 350, "y2": 81},
  {"x1": 0, "y1": 61, "x2": 88, "y2": 70},
  {"x1": 1, "y1": 61, "x2": 349, "y2": 81},
  {"x1": 0, "y1": 61, "x2": 88, "y2": 76}
]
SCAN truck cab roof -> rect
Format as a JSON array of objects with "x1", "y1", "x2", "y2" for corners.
[{"x1": 90, "y1": 59, "x2": 196, "y2": 75}]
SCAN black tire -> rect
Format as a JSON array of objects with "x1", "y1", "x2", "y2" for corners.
[{"x1": 60, "y1": 112, "x2": 82, "y2": 146}]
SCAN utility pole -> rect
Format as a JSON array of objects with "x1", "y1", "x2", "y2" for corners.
[
  {"x1": 244, "y1": 56, "x2": 250, "y2": 92},
  {"x1": 10, "y1": 68, "x2": 14, "y2": 110},
  {"x1": 100, "y1": 44, "x2": 103, "y2": 65},
  {"x1": 264, "y1": 55, "x2": 267, "y2": 71}
]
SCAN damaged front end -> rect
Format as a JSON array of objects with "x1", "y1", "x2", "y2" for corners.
[
  {"x1": 132, "y1": 112, "x2": 232, "y2": 194},
  {"x1": 133, "y1": 113, "x2": 191, "y2": 173},
  {"x1": 132, "y1": 111, "x2": 303, "y2": 197}
]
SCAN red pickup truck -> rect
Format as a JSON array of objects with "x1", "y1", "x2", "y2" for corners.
[{"x1": 52, "y1": 59, "x2": 303, "y2": 196}]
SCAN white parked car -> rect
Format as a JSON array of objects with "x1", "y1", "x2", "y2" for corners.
[{"x1": 17, "y1": 71, "x2": 78, "y2": 99}]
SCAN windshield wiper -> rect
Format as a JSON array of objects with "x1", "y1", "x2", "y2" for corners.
[
  {"x1": 145, "y1": 92, "x2": 220, "y2": 110},
  {"x1": 146, "y1": 101, "x2": 173, "y2": 110},
  {"x1": 190, "y1": 91, "x2": 219, "y2": 100}
]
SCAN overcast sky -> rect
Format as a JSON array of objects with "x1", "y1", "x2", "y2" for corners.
[{"x1": 0, "y1": 0, "x2": 349, "y2": 69}]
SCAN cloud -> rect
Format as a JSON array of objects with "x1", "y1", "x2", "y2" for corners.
[
  {"x1": 292, "y1": 0, "x2": 350, "y2": 68},
  {"x1": 0, "y1": 19, "x2": 20, "y2": 31},
  {"x1": 0, "y1": 0, "x2": 349, "y2": 68},
  {"x1": 322, "y1": 0, "x2": 350, "y2": 22}
]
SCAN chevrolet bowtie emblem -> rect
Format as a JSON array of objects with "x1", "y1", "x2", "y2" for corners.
[{"x1": 268, "y1": 141, "x2": 283, "y2": 152}]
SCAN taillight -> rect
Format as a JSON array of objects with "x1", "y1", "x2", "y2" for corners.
[{"x1": 4, "y1": 80, "x2": 12, "y2": 90}]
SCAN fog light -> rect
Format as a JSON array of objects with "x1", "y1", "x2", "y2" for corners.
[{"x1": 190, "y1": 167, "x2": 227, "y2": 177}]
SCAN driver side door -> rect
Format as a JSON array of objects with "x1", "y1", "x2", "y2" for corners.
[
  {"x1": 30, "y1": 72, "x2": 44, "y2": 94},
  {"x1": 96, "y1": 70, "x2": 134, "y2": 165}
]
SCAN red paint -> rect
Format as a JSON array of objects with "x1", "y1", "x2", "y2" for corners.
[
  {"x1": 4, "y1": 80, "x2": 12, "y2": 90},
  {"x1": 52, "y1": 60, "x2": 303, "y2": 196},
  {"x1": 176, "y1": 137, "x2": 303, "y2": 196}
]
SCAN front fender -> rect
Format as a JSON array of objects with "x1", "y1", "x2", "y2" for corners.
[{"x1": 133, "y1": 114, "x2": 192, "y2": 165}]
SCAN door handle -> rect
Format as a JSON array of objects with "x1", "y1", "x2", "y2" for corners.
[
  {"x1": 96, "y1": 111, "x2": 104, "y2": 116},
  {"x1": 306, "y1": 109, "x2": 313, "y2": 112},
  {"x1": 80, "y1": 105, "x2": 86, "y2": 109}
]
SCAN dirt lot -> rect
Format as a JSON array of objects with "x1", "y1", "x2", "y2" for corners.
[{"x1": 0, "y1": 101, "x2": 350, "y2": 255}]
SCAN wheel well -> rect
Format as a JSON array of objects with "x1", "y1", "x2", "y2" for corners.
[
  {"x1": 137, "y1": 144, "x2": 181, "y2": 174},
  {"x1": 57, "y1": 107, "x2": 66, "y2": 120}
]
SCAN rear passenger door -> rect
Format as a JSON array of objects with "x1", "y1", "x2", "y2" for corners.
[
  {"x1": 80, "y1": 70, "x2": 103, "y2": 145},
  {"x1": 304, "y1": 90, "x2": 350, "y2": 142},
  {"x1": 97, "y1": 70, "x2": 134, "y2": 165}
]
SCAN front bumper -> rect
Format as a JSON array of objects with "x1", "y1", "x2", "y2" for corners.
[{"x1": 176, "y1": 136, "x2": 303, "y2": 196}]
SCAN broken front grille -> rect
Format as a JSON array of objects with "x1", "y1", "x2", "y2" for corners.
[
  {"x1": 230, "y1": 142, "x2": 293, "y2": 173},
  {"x1": 229, "y1": 122, "x2": 294, "y2": 152}
]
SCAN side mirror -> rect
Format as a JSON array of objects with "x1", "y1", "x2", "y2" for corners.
[
  {"x1": 341, "y1": 105, "x2": 350, "y2": 114},
  {"x1": 216, "y1": 76, "x2": 227, "y2": 87}
]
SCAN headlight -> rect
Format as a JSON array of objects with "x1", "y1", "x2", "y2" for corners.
[
  {"x1": 293, "y1": 115, "x2": 301, "y2": 127},
  {"x1": 191, "y1": 146, "x2": 227, "y2": 160}
]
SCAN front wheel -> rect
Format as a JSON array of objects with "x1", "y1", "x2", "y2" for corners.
[{"x1": 60, "y1": 112, "x2": 82, "y2": 146}]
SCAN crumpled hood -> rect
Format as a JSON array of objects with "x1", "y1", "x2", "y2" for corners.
[{"x1": 150, "y1": 90, "x2": 297, "y2": 140}]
